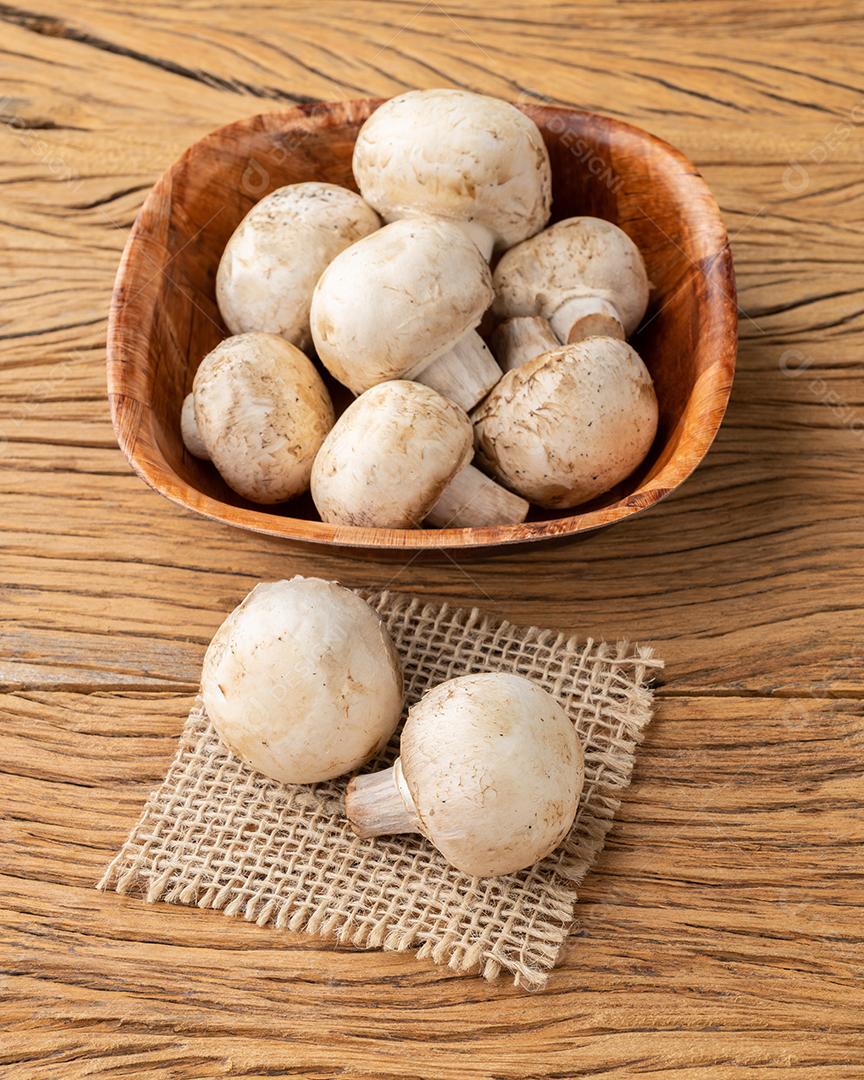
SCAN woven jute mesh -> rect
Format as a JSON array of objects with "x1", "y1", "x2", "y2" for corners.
[{"x1": 99, "y1": 589, "x2": 660, "y2": 990}]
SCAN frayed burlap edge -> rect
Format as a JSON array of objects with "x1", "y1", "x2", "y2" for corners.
[{"x1": 98, "y1": 589, "x2": 662, "y2": 990}]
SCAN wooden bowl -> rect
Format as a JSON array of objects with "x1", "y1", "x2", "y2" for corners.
[{"x1": 108, "y1": 100, "x2": 736, "y2": 550}]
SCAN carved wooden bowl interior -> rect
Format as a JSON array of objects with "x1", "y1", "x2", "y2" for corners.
[{"x1": 107, "y1": 100, "x2": 737, "y2": 549}]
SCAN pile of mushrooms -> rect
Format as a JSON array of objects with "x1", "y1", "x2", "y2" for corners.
[
  {"x1": 202, "y1": 577, "x2": 586, "y2": 877},
  {"x1": 182, "y1": 87, "x2": 659, "y2": 527}
]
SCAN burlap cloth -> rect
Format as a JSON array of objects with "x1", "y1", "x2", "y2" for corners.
[{"x1": 98, "y1": 589, "x2": 661, "y2": 990}]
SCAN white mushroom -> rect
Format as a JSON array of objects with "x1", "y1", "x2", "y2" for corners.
[
  {"x1": 216, "y1": 182, "x2": 380, "y2": 349},
  {"x1": 493, "y1": 216, "x2": 650, "y2": 343},
  {"x1": 353, "y1": 88, "x2": 551, "y2": 260},
  {"x1": 193, "y1": 332, "x2": 334, "y2": 504},
  {"x1": 473, "y1": 336, "x2": 659, "y2": 509},
  {"x1": 345, "y1": 673, "x2": 584, "y2": 877},
  {"x1": 311, "y1": 381, "x2": 527, "y2": 529},
  {"x1": 180, "y1": 392, "x2": 209, "y2": 459},
  {"x1": 311, "y1": 217, "x2": 501, "y2": 411},
  {"x1": 202, "y1": 578, "x2": 403, "y2": 784}
]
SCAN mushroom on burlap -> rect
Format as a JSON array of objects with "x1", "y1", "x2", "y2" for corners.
[
  {"x1": 202, "y1": 577, "x2": 403, "y2": 784},
  {"x1": 345, "y1": 672, "x2": 584, "y2": 877}
]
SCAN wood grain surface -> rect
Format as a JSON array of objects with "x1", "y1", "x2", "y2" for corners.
[{"x1": 1, "y1": 1, "x2": 862, "y2": 1077}]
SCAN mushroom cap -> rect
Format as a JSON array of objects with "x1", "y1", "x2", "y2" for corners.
[
  {"x1": 193, "y1": 332, "x2": 334, "y2": 504},
  {"x1": 311, "y1": 381, "x2": 472, "y2": 528},
  {"x1": 400, "y1": 673, "x2": 583, "y2": 877},
  {"x1": 473, "y1": 337, "x2": 659, "y2": 509},
  {"x1": 202, "y1": 577, "x2": 403, "y2": 784},
  {"x1": 310, "y1": 217, "x2": 493, "y2": 394},
  {"x1": 353, "y1": 89, "x2": 551, "y2": 253},
  {"x1": 180, "y1": 393, "x2": 209, "y2": 459},
  {"x1": 216, "y1": 182, "x2": 380, "y2": 349},
  {"x1": 492, "y1": 216, "x2": 650, "y2": 336}
]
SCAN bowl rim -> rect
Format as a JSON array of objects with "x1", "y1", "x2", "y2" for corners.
[{"x1": 107, "y1": 98, "x2": 737, "y2": 550}]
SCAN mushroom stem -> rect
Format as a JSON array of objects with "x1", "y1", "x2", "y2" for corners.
[
  {"x1": 413, "y1": 330, "x2": 502, "y2": 411},
  {"x1": 425, "y1": 463, "x2": 529, "y2": 528},
  {"x1": 453, "y1": 219, "x2": 496, "y2": 261},
  {"x1": 491, "y1": 316, "x2": 559, "y2": 372},
  {"x1": 549, "y1": 296, "x2": 625, "y2": 344},
  {"x1": 181, "y1": 393, "x2": 209, "y2": 460},
  {"x1": 345, "y1": 761, "x2": 420, "y2": 838}
]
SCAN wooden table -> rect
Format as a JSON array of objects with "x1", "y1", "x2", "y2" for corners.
[{"x1": 2, "y1": 2, "x2": 862, "y2": 1076}]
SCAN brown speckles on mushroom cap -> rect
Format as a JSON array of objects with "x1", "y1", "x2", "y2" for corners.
[
  {"x1": 310, "y1": 217, "x2": 493, "y2": 394},
  {"x1": 353, "y1": 89, "x2": 551, "y2": 254},
  {"x1": 194, "y1": 332, "x2": 335, "y2": 505},
  {"x1": 216, "y1": 182, "x2": 380, "y2": 350},
  {"x1": 311, "y1": 381, "x2": 473, "y2": 528},
  {"x1": 492, "y1": 216, "x2": 650, "y2": 336},
  {"x1": 399, "y1": 672, "x2": 583, "y2": 877},
  {"x1": 473, "y1": 337, "x2": 659, "y2": 509}
]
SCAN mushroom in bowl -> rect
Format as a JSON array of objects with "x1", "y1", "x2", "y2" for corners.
[
  {"x1": 474, "y1": 335, "x2": 659, "y2": 509},
  {"x1": 353, "y1": 88, "x2": 551, "y2": 260},
  {"x1": 310, "y1": 216, "x2": 502, "y2": 411},
  {"x1": 107, "y1": 99, "x2": 736, "y2": 549},
  {"x1": 311, "y1": 381, "x2": 528, "y2": 529},
  {"x1": 190, "y1": 332, "x2": 334, "y2": 504},
  {"x1": 492, "y1": 216, "x2": 650, "y2": 345},
  {"x1": 216, "y1": 182, "x2": 380, "y2": 349}
]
